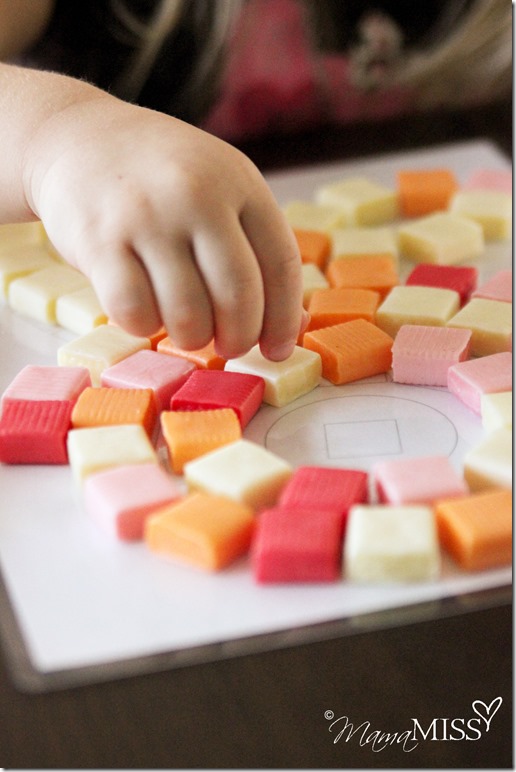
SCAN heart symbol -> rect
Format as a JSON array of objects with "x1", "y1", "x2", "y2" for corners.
[{"x1": 472, "y1": 697, "x2": 503, "y2": 731}]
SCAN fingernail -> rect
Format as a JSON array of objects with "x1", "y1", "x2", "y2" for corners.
[
  {"x1": 299, "y1": 309, "x2": 311, "y2": 335},
  {"x1": 265, "y1": 341, "x2": 296, "y2": 362}
]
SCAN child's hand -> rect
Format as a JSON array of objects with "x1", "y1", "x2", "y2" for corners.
[{"x1": 24, "y1": 94, "x2": 305, "y2": 360}]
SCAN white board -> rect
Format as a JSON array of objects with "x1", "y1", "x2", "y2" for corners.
[{"x1": 0, "y1": 140, "x2": 511, "y2": 691}]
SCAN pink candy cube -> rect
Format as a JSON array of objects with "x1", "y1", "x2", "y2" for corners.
[
  {"x1": 405, "y1": 264, "x2": 478, "y2": 306},
  {"x1": 0, "y1": 400, "x2": 74, "y2": 464},
  {"x1": 1, "y1": 365, "x2": 91, "y2": 409},
  {"x1": 101, "y1": 350, "x2": 196, "y2": 412},
  {"x1": 392, "y1": 325, "x2": 472, "y2": 387},
  {"x1": 373, "y1": 455, "x2": 468, "y2": 505},
  {"x1": 447, "y1": 352, "x2": 513, "y2": 414},
  {"x1": 472, "y1": 270, "x2": 512, "y2": 304},
  {"x1": 464, "y1": 169, "x2": 512, "y2": 194}
]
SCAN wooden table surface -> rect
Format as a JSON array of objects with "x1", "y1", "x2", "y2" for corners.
[{"x1": 0, "y1": 97, "x2": 512, "y2": 769}]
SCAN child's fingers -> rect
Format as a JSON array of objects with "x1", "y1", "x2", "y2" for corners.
[
  {"x1": 240, "y1": 190, "x2": 303, "y2": 361},
  {"x1": 86, "y1": 243, "x2": 162, "y2": 335},
  {"x1": 191, "y1": 209, "x2": 265, "y2": 359}
]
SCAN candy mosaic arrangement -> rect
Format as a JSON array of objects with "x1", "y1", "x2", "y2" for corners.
[{"x1": 0, "y1": 166, "x2": 512, "y2": 585}]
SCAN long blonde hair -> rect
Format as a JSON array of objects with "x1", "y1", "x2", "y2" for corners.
[{"x1": 111, "y1": 0, "x2": 512, "y2": 115}]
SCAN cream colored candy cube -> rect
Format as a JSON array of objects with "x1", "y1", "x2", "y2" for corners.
[
  {"x1": 398, "y1": 212, "x2": 484, "y2": 264},
  {"x1": 8, "y1": 264, "x2": 90, "y2": 323},
  {"x1": 344, "y1": 504, "x2": 440, "y2": 582},
  {"x1": 225, "y1": 344, "x2": 321, "y2": 407},
  {"x1": 376, "y1": 286, "x2": 460, "y2": 339},
  {"x1": 0, "y1": 245, "x2": 56, "y2": 299},
  {"x1": 283, "y1": 200, "x2": 347, "y2": 232},
  {"x1": 330, "y1": 226, "x2": 398, "y2": 264},
  {"x1": 0, "y1": 221, "x2": 45, "y2": 250},
  {"x1": 301, "y1": 263, "x2": 329, "y2": 307},
  {"x1": 184, "y1": 438, "x2": 292, "y2": 511},
  {"x1": 449, "y1": 190, "x2": 512, "y2": 240},
  {"x1": 446, "y1": 298, "x2": 512, "y2": 357},
  {"x1": 56, "y1": 286, "x2": 108, "y2": 335},
  {"x1": 463, "y1": 427, "x2": 512, "y2": 492},
  {"x1": 57, "y1": 323, "x2": 151, "y2": 386},
  {"x1": 481, "y1": 391, "x2": 512, "y2": 433},
  {"x1": 67, "y1": 424, "x2": 158, "y2": 485},
  {"x1": 315, "y1": 176, "x2": 399, "y2": 226}
]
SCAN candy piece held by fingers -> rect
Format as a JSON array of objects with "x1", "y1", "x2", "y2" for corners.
[
  {"x1": 161, "y1": 408, "x2": 242, "y2": 474},
  {"x1": 344, "y1": 504, "x2": 440, "y2": 582},
  {"x1": 157, "y1": 337, "x2": 226, "y2": 370},
  {"x1": 184, "y1": 438, "x2": 292, "y2": 511},
  {"x1": 252, "y1": 507, "x2": 343, "y2": 583},
  {"x1": 435, "y1": 488, "x2": 512, "y2": 570},
  {"x1": 170, "y1": 369, "x2": 265, "y2": 427},
  {"x1": 83, "y1": 462, "x2": 182, "y2": 540},
  {"x1": 375, "y1": 286, "x2": 460, "y2": 339},
  {"x1": 101, "y1": 349, "x2": 195, "y2": 412},
  {"x1": 225, "y1": 345, "x2": 321, "y2": 407},
  {"x1": 57, "y1": 324, "x2": 151, "y2": 387},
  {"x1": 145, "y1": 492, "x2": 255, "y2": 571}
]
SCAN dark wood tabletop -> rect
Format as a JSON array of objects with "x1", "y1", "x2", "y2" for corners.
[{"x1": 0, "y1": 96, "x2": 512, "y2": 770}]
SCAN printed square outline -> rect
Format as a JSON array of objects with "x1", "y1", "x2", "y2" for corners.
[{"x1": 324, "y1": 418, "x2": 402, "y2": 459}]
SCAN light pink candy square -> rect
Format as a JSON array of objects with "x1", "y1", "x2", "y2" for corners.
[
  {"x1": 472, "y1": 270, "x2": 512, "y2": 304},
  {"x1": 101, "y1": 349, "x2": 196, "y2": 411},
  {"x1": 392, "y1": 325, "x2": 471, "y2": 386},
  {"x1": 373, "y1": 455, "x2": 468, "y2": 505},
  {"x1": 83, "y1": 462, "x2": 183, "y2": 540},
  {"x1": 464, "y1": 169, "x2": 512, "y2": 194},
  {"x1": 447, "y1": 352, "x2": 513, "y2": 414},
  {"x1": 1, "y1": 364, "x2": 91, "y2": 408}
]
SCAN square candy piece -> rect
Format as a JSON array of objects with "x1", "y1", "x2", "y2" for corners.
[
  {"x1": 405, "y1": 263, "x2": 478, "y2": 306},
  {"x1": 157, "y1": 337, "x2": 226, "y2": 370},
  {"x1": 398, "y1": 213, "x2": 484, "y2": 265},
  {"x1": 1, "y1": 364, "x2": 91, "y2": 410},
  {"x1": 55, "y1": 286, "x2": 108, "y2": 335},
  {"x1": 278, "y1": 466, "x2": 368, "y2": 531},
  {"x1": 307, "y1": 287, "x2": 380, "y2": 330},
  {"x1": 472, "y1": 270, "x2": 512, "y2": 304},
  {"x1": 449, "y1": 190, "x2": 512, "y2": 240},
  {"x1": 283, "y1": 200, "x2": 347, "y2": 232},
  {"x1": 326, "y1": 253, "x2": 398, "y2": 299},
  {"x1": 170, "y1": 369, "x2": 265, "y2": 427},
  {"x1": 344, "y1": 504, "x2": 440, "y2": 582},
  {"x1": 225, "y1": 345, "x2": 321, "y2": 407},
  {"x1": 464, "y1": 168, "x2": 512, "y2": 194},
  {"x1": 315, "y1": 177, "x2": 399, "y2": 226},
  {"x1": 330, "y1": 227, "x2": 398, "y2": 263},
  {"x1": 376, "y1": 286, "x2": 460, "y2": 339},
  {"x1": 161, "y1": 408, "x2": 242, "y2": 474},
  {"x1": 145, "y1": 492, "x2": 255, "y2": 571},
  {"x1": 397, "y1": 169, "x2": 459, "y2": 217},
  {"x1": 481, "y1": 391, "x2": 512, "y2": 433},
  {"x1": 101, "y1": 349, "x2": 196, "y2": 412},
  {"x1": 435, "y1": 488, "x2": 512, "y2": 571},
  {"x1": 252, "y1": 507, "x2": 343, "y2": 583},
  {"x1": 301, "y1": 263, "x2": 329, "y2": 307},
  {"x1": 184, "y1": 438, "x2": 292, "y2": 511},
  {"x1": 447, "y1": 352, "x2": 512, "y2": 414},
  {"x1": 463, "y1": 427, "x2": 512, "y2": 492},
  {"x1": 58, "y1": 324, "x2": 151, "y2": 386},
  {"x1": 71, "y1": 386, "x2": 158, "y2": 438},
  {"x1": 303, "y1": 319, "x2": 393, "y2": 385},
  {"x1": 0, "y1": 221, "x2": 45, "y2": 250},
  {"x1": 8, "y1": 264, "x2": 90, "y2": 323},
  {"x1": 83, "y1": 462, "x2": 182, "y2": 540},
  {"x1": 293, "y1": 228, "x2": 331, "y2": 270},
  {"x1": 67, "y1": 424, "x2": 157, "y2": 485},
  {"x1": 446, "y1": 298, "x2": 512, "y2": 357},
  {"x1": 0, "y1": 245, "x2": 55, "y2": 299},
  {"x1": 391, "y1": 325, "x2": 471, "y2": 387},
  {"x1": 0, "y1": 400, "x2": 74, "y2": 464},
  {"x1": 373, "y1": 455, "x2": 468, "y2": 506}
]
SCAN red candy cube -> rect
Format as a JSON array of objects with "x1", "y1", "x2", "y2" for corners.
[
  {"x1": 406, "y1": 264, "x2": 478, "y2": 307},
  {"x1": 170, "y1": 370, "x2": 265, "y2": 428},
  {"x1": 278, "y1": 466, "x2": 368, "y2": 535},
  {"x1": 0, "y1": 400, "x2": 74, "y2": 464},
  {"x1": 252, "y1": 507, "x2": 343, "y2": 583}
]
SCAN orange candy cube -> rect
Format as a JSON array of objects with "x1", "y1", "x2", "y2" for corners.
[
  {"x1": 293, "y1": 228, "x2": 331, "y2": 270},
  {"x1": 161, "y1": 408, "x2": 242, "y2": 474},
  {"x1": 157, "y1": 337, "x2": 226, "y2": 370},
  {"x1": 71, "y1": 386, "x2": 158, "y2": 438},
  {"x1": 397, "y1": 169, "x2": 459, "y2": 217},
  {"x1": 435, "y1": 488, "x2": 512, "y2": 571},
  {"x1": 325, "y1": 253, "x2": 399, "y2": 299},
  {"x1": 307, "y1": 287, "x2": 380, "y2": 331},
  {"x1": 145, "y1": 492, "x2": 255, "y2": 571}
]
